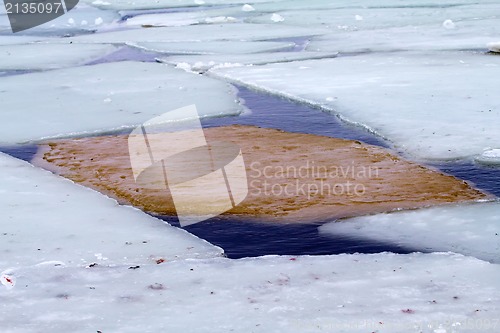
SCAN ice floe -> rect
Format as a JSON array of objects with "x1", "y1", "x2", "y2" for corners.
[
  {"x1": 307, "y1": 17, "x2": 500, "y2": 53},
  {"x1": 1, "y1": 251, "x2": 499, "y2": 332},
  {"x1": 488, "y1": 42, "x2": 500, "y2": 53},
  {"x1": 0, "y1": 61, "x2": 244, "y2": 144},
  {"x1": 123, "y1": 11, "x2": 238, "y2": 28},
  {"x1": 476, "y1": 149, "x2": 500, "y2": 165},
  {"x1": 0, "y1": 152, "x2": 222, "y2": 270},
  {"x1": 0, "y1": 43, "x2": 117, "y2": 70},
  {"x1": 211, "y1": 51, "x2": 500, "y2": 161},
  {"x1": 158, "y1": 51, "x2": 338, "y2": 72},
  {"x1": 128, "y1": 40, "x2": 295, "y2": 55},
  {"x1": 83, "y1": 0, "x2": 287, "y2": 10},
  {"x1": 320, "y1": 201, "x2": 500, "y2": 263},
  {"x1": 54, "y1": 23, "x2": 327, "y2": 44}
]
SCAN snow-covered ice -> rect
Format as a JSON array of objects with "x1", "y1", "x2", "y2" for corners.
[
  {"x1": 242, "y1": 4, "x2": 256, "y2": 12},
  {"x1": 0, "y1": 152, "x2": 223, "y2": 269},
  {"x1": 54, "y1": 23, "x2": 327, "y2": 44},
  {"x1": 123, "y1": 11, "x2": 237, "y2": 28},
  {"x1": 488, "y1": 42, "x2": 500, "y2": 53},
  {"x1": 211, "y1": 51, "x2": 500, "y2": 161},
  {"x1": 2, "y1": 250, "x2": 500, "y2": 332},
  {"x1": 0, "y1": 61, "x2": 244, "y2": 144},
  {"x1": 83, "y1": 0, "x2": 287, "y2": 10},
  {"x1": 0, "y1": 36, "x2": 48, "y2": 46},
  {"x1": 320, "y1": 201, "x2": 500, "y2": 263},
  {"x1": 0, "y1": 43, "x2": 117, "y2": 70},
  {"x1": 158, "y1": 51, "x2": 338, "y2": 72},
  {"x1": 128, "y1": 40, "x2": 295, "y2": 55},
  {"x1": 476, "y1": 149, "x2": 500, "y2": 165}
]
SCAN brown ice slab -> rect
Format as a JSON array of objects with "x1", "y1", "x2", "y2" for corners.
[{"x1": 32, "y1": 125, "x2": 488, "y2": 223}]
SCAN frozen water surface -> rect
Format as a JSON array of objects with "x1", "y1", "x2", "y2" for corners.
[
  {"x1": 0, "y1": 61, "x2": 244, "y2": 144},
  {"x1": 1, "y1": 251, "x2": 499, "y2": 332},
  {"x1": 0, "y1": 43, "x2": 118, "y2": 70},
  {"x1": 1, "y1": 0, "x2": 500, "y2": 330},
  {"x1": 53, "y1": 23, "x2": 327, "y2": 44},
  {"x1": 83, "y1": 0, "x2": 288, "y2": 11},
  {"x1": 0, "y1": 152, "x2": 222, "y2": 269},
  {"x1": 211, "y1": 51, "x2": 500, "y2": 161},
  {"x1": 158, "y1": 51, "x2": 338, "y2": 72},
  {"x1": 129, "y1": 40, "x2": 295, "y2": 54},
  {"x1": 320, "y1": 202, "x2": 500, "y2": 263}
]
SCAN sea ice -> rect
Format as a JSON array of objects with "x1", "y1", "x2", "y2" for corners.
[
  {"x1": 307, "y1": 18, "x2": 500, "y2": 53},
  {"x1": 476, "y1": 149, "x2": 500, "y2": 165},
  {"x1": 242, "y1": 4, "x2": 255, "y2": 12},
  {"x1": 0, "y1": 152, "x2": 223, "y2": 270},
  {"x1": 320, "y1": 201, "x2": 500, "y2": 263},
  {"x1": 488, "y1": 42, "x2": 500, "y2": 53},
  {"x1": 248, "y1": 4, "x2": 498, "y2": 31},
  {"x1": 0, "y1": 36, "x2": 48, "y2": 46},
  {"x1": 83, "y1": 0, "x2": 287, "y2": 10},
  {"x1": 128, "y1": 40, "x2": 295, "y2": 55},
  {"x1": 211, "y1": 51, "x2": 500, "y2": 161},
  {"x1": 1, "y1": 251, "x2": 499, "y2": 332},
  {"x1": 122, "y1": 11, "x2": 238, "y2": 27},
  {"x1": 158, "y1": 51, "x2": 338, "y2": 72},
  {"x1": 54, "y1": 23, "x2": 328, "y2": 44},
  {"x1": 0, "y1": 61, "x2": 244, "y2": 144},
  {"x1": 0, "y1": 43, "x2": 117, "y2": 70}
]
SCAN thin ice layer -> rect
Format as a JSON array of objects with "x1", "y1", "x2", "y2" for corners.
[
  {"x1": 211, "y1": 51, "x2": 500, "y2": 161},
  {"x1": 158, "y1": 52, "x2": 338, "y2": 72},
  {"x1": 0, "y1": 43, "x2": 118, "y2": 70},
  {"x1": 0, "y1": 61, "x2": 244, "y2": 144},
  {"x1": 129, "y1": 40, "x2": 295, "y2": 55},
  {"x1": 1, "y1": 252, "x2": 499, "y2": 332},
  {"x1": 320, "y1": 201, "x2": 500, "y2": 263},
  {"x1": 0, "y1": 152, "x2": 222, "y2": 270}
]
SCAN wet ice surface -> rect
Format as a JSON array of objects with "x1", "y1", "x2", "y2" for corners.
[{"x1": 1, "y1": 0, "x2": 500, "y2": 331}]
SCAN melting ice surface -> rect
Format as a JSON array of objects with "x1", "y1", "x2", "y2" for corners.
[{"x1": 1, "y1": 0, "x2": 500, "y2": 331}]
